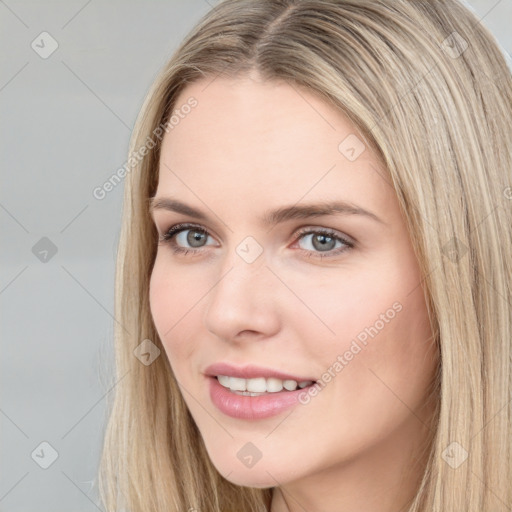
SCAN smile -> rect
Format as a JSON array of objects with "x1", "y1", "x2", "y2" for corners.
[
  {"x1": 216, "y1": 375, "x2": 314, "y2": 395},
  {"x1": 208, "y1": 376, "x2": 317, "y2": 420}
]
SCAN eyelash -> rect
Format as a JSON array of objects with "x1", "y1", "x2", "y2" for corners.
[{"x1": 157, "y1": 222, "x2": 355, "y2": 259}]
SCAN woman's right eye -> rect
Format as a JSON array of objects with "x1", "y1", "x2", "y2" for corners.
[{"x1": 158, "y1": 223, "x2": 217, "y2": 255}]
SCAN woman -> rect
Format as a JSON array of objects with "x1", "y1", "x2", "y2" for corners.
[{"x1": 98, "y1": 1, "x2": 512, "y2": 511}]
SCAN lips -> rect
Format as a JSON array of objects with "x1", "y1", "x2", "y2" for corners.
[
  {"x1": 204, "y1": 362, "x2": 317, "y2": 383},
  {"x1": 207, "y1": 375, "x2": 315, "y2": 420},
  {"x1": 204, "y1": 362, "x2": 318, "y2": 419}
]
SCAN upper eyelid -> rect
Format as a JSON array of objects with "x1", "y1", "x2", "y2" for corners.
[
  {"x1": 155, "y1": 221, "x2": 216, "y2": 238},
  {"x1": 160, "y1": 222, "x2": 216, "y2": 238}
]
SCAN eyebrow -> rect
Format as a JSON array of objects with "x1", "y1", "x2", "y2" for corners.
[{"x1": 149, "y1": 196, "x2": 385, "y2": 226}]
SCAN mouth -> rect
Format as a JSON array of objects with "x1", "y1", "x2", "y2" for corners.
[
  {"x1": 214, "y1": 375, "x2": 316, "y2": 396},
  {"x1": 204, "y1": 362, "x2": 318, "y2": 419},
  {"x1": 207, "y1": 374, "x2": 318, "y2": 420}
]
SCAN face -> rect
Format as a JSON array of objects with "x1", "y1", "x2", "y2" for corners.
[{"x1": 149, "y1": 74, "x2": 439, "y2": 489}]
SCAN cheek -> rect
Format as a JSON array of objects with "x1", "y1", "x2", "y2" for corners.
[
  {"x1": 283, "y1": 268, "x2": 436, "y2": 463},
  {"x1": 148, "y1": 257, "x2": 200, "y2": 364},
  {"x1": 291, "y1": 253, "x2": 436, "y2": 393},
  {"x1": 149, "y1": 259, "x2": 172, "y2": 337},
  {"x1": 284, "y1": 264, "x2": 410, "y2": 356}
]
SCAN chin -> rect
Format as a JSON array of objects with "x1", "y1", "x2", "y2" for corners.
[
  {"x1": 207, "y1": 455, "x2": 283, "y2": 488},
  {"x1": 222, "y1": 470, "x2": 277, "y2": 489}
]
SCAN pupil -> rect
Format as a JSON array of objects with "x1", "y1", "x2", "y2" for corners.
[
  {"x1": 188, "y1": 230, "x2": 206, "y2": 247},
  {"x1": 313, "y1": 234, "x2": 335, "y2": 251}
]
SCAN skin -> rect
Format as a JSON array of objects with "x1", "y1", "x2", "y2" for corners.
[{"x1": 149, "y1": 72, "x2": 440, "y2": 512}]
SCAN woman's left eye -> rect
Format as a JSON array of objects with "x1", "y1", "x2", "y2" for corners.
[
  {"x1": 293, "y1": 229, "x2": 354, "y2": 257},
  {"x1": 158, "y1": 223, "x2": 354, "y2": 259}
]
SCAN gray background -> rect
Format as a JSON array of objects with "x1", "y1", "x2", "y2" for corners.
[{"x1": 1, "y1": 1, "x2": 510, "y2": 510}]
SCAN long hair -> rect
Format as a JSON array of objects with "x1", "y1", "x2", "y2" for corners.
[{"x1": 98, "y1": 1, "x2": 512, "y2": 510}]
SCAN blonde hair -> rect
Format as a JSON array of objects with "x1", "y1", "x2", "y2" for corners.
[{"x1": 98, "y1": 1, "x2": 512, "y2": 510}]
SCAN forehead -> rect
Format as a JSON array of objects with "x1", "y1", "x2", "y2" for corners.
[
  {"x1": 157, "y1": 77, "x2": 394, "y2": 220},
  {"x1": 166, "y1": 76, "x2": 356, "y2": 165}
]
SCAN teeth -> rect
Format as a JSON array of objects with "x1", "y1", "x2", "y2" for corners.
[
  {"x1": 283, "y1": 379, "x2": 297, "y2": 391},
  {"x1": 246, "y1": 377, "x2": 266, "y2": 393},
  {"x1": 216, "y1": 375, "x2": 314, "y2": 393},
  {"x1": 267, "y1": 378, "x2": 284, "y2": 392},
  {"x1": 217, "y1": 375, "x2": 230, "y2": 387},
  {"x1": 229, "y1": 377, "x2": 246, "y2": 391}
]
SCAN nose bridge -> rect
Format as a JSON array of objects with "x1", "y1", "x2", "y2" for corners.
[
  {"x1": 223, "y1": 258, "x2": 266, "y2": 298},
  {"x1": 211, "y1": 248, "x2": 271, "y2": 311},
  {"x1": 215, "y1": 233, "x2": 271, "y2": 298},
  {"x1": 203, "y1": 245, "x2": 279, "y2": 340}
]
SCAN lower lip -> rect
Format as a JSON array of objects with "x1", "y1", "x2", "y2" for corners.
[{"x1": 208, "y1": 376, "x2": 313, "y2": 420}]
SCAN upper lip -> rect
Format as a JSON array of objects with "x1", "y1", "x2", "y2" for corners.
[{"x1": 204, "y1": 362, "x2": 317, "y2": 382}]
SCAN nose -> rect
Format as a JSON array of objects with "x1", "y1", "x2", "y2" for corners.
[{"x1": 203, "y1": 253, "x2": 281, "y2": 343}]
